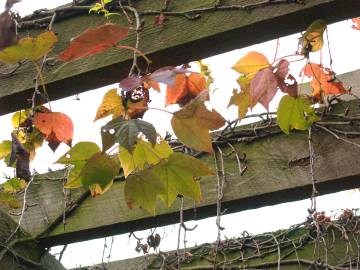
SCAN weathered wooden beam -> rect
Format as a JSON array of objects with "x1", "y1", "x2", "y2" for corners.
[
  {"x1": 0, "y1": 209, "x2": 65, "y2": 270},
  {"x1": 0, "y1": 0, "x2": 360, "y2": 115},
  {"x1": 1, "y1": 69, "x2": 359, "y2": 247},
  {"x1": 74, "y1": 217, "x2": 360, "y2": 270}
]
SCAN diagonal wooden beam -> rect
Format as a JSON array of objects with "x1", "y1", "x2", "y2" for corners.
[{"x1": 0, "y1": 0, "x2": 360, "y2": 115}]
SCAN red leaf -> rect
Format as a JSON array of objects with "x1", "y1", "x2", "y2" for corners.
[
  {"x1": 154, "y1": 13, "x2": 168, "y2": 26},
  {"x1": 352, "y1": 17, "x2": 360, "y2": 30},
  {"x1": 119, "y1": 76, "x2": 143, "y2": 92},
  {"x1": 148, "y1": 66, "x2": 190, "y2": 87},
  {"x1": 58, "y1": 24, "x2": 129, "y2": 62},
  {"x1": 33, "y1": 112, "x2": 74, "y2": 151},
  {"x1": 274, "y1": 60, "x2": 298, "y2": 97},
  {"x1": 250, "y1": 67, "x2": 278, "y2": 110},
  {"x1": 302, "y1": 63, "x2": 347, "y2": 99}
]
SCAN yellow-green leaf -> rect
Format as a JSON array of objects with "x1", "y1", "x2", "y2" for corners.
[
  {"x1": 94, "y1": 88, "x2": 125, "y2": 121},
  {"x1": 232, "y1": 51, "x2": 270, "y2": 76},
  {"x1": 0, "y1": 140, "x2": 11, "y2": 160},
  {"x1": 11, "y1": 110, "x2": 30, "y2": 128},
  {"x1": 80, "y1": 152, "x2": 119, "y2": 189},
  {"x1": 56, "y1": 142, "x2": 101, "y2": 188},
  {"x1": 300, "y1": 19, "x2": 326, "y2": 54},
  {"x1": 171, "y1": 91, "x2": 225, "y2": 153},
  {"x1": 2, "y1": 178, "x2": 27, "y2": 193},
  {"x1": 277, "y1": 95, "x2": 318, "y2": 134},
  {"x1": 0, "y1": 191, "x2": 21, "y2": 208},
  {"x1": 119, "y1": 138, "x2": 173, "y2": 177},
  {"x1": 125, "y1": 152, "x2": 213, "y2": 214},
  {"x1": 0, "y1": 31, "x2": 58, "y2": 64}
]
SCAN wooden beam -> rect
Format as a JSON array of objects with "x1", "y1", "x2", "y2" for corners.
[
  {"x1": 73, "y1": 217, "x2": 360, "y2": 269},
  {"x1": 1, "y1": 69, "x2": 359, "y2": 247},
  {"x1": 0, "y1": 0, "x2": 360, "y2": 115},
  {"x1": 0, "y1": 209, "x2": 66, "y2": 270}
]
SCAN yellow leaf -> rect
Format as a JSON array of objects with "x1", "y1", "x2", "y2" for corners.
[
  {"x1": 228, "y1": 76, "x2": 257, "y2": 119},
  {"x1": 11, "y1": 110, "x2": 30, "y2": 128},
  {"x1": 232, "y1": 51, "x2": 270, "y2": 76},
  {"x1": 171, "y1": 91, "x2": 225, "y2": 153},
  {"x1": 0, "y1": 31, "x2": 58, "y2": 64},
  {"x1": 300, "y1": 19, "x2": 326, "y2": 54},
  {"x1": 2, "y1": 178, "x2": 27, "y2": 193},
  {"x1": 94, "y1": 88, "x2": 125, "y2": 121},
  {"x1": 119, "y1": 138, "x2": 173, "y2": 177}
]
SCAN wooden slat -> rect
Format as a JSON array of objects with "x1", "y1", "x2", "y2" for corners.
[
  {"x1": 1, "y1": 69, "x2": 359, "y2": 247},
  {"x1": 73, "y1": 220, "x2": 360, "y2": 270},
  {"x1": 1, "y1": 0, "x2": 360, "y2": 115}
]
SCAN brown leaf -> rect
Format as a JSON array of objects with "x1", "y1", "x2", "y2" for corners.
[
  {"x1": 0, "y1": 12, "x2": 17, "y2": 51},
  {"x1": 10, "y1": 133, "x2": 31, "y2": 182}
]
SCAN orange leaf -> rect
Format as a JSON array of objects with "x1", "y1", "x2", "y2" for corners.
[
  {"x1": 58, "y1": 24, "x2": 128, "y2": 62},
  {"x1": 303, "y1": 63, "x2": 347, "y2": 99},
  {"x1": 187, "y1": 73, "x2": 206, "y2": 96},
  {"x1": 352, "y1": 17, "x2": 360, "y2": 30},
  {"x1": 33, "y1": 112, "x2": 73, "y2": 151},
  {"x1": 166, "y1": 73, "x2": 207, "y2": 106},
  {"x1": 166, "y1": 74, "x2": 187, "y2": 105}
]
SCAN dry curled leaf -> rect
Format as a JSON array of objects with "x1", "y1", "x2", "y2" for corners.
[{"x1": 10, "y1": 133, "x2": 31, "y2": 182}]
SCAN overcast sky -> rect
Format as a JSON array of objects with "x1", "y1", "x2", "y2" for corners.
[{"x1": 0, "y1": 1, "x2": 360, "y2": 268}]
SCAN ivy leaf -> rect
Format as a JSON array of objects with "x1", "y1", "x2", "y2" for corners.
[
  {"x1": 277, "y1": 95, "x2": 318, "y2": 134},
  {"x1": 0, "y1": 140, "x2": 12, "y2": 160},
  {"x1": 302, "y1": 63, "x2": 347, "y2": 99},
  {"x1": 171, "y1": 91, "x2": 225, "y2": 153},
  {"x1": 79, "y1": 152, "x2": 119, "y2": 189},
  {"x1": 58, "y1": 24, "x2": 129, "y2": 62},
  {"x1": 118, "y1": 138, "x2": 173, "y2": 177},
  {"x1": 125, "y1": 152, "x2": 213, "y2": 214},
  {"x1": 2, "y1": 178, "x2": 26, "y2": 193},
  {"x1": 0, "y1": 31, "x2": 57, "y2": 64},
  {"x1": 166, "y1": 73, "x2": 206, "y2": 106},
  {"x1": 10, "y1": 133, "x2": 31, "y2": 182},
  {"x1": 300, "y1": 19, "x2": 326, "y2": 54},
  {"x1": 0, "y1": 191, "x2": 21, "y2": 208},
  {"x1": 232, "y1": 51, "x2": 270, "y2": 76},
  {"x1": 94, "y1": 88, "x2": 125, "y2": 121},
  {"x1": 352, "y1": 17, "x2": 360, "y2": 30},
  {"x1": 33, "y1": 111, "x2": 74, "y2": 151},
  {"x1": 56, "y1": 142, "x2": 101, "y2": 188}
]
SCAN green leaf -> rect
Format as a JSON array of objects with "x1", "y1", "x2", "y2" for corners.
[
  {"x1": 56, "y1": 142, "x2": 101, "y2": 188},
  {"x1": 80, "y1": 152, "x2": 119, "y2": 189},
  {"x1": 2, "y1": 178, "x2": 27, "y2": 193},
  {"x1": 0, "y1": 140, "x2": 12, "y2": 160},
  {"x1": 125, "y1": 152, "x2": 213, "y2": 214},
  {"x1": 119, "y1": 138, "x2": 173, "y2": 177},
  {"x1": 102, "y1": 117, "x2": 157, "y2": 152},
  {"x1": 0, "y1": 191, "x2": 21, "y2": 208},
  {"x1": 277, "y1": 95, "x2": 318, "y2": 134}
]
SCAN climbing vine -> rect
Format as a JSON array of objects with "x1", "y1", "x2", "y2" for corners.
[{"x1": 0, "y1": 1, "x2": 360, "y2": 267}]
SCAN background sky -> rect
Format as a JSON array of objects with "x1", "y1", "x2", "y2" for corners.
[{"x1": 0, "y1": 1, "x2": 359, "y2": 268}]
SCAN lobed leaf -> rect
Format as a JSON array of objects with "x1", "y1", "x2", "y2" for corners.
[{"x1": 171, "y1": 91, "x2": 225, "y2": 153}]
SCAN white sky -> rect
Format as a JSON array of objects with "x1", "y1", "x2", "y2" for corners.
[{"x1": 0, "y1": 1, "x2": 360, "y2": 268}]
